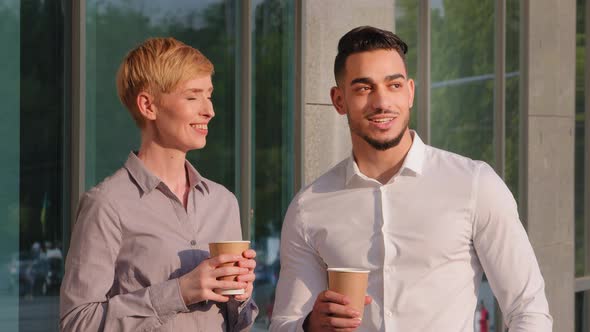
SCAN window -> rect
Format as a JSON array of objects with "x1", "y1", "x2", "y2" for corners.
[
  {"x1": 251, "y1": 0, "x2": 295, "y2": 327},
  {"x1": 85, "y1": 0, "x2": 239, "y2": 190},
  {"x1": 0, "y1": 1, "x2": 69, "y2": 331}
]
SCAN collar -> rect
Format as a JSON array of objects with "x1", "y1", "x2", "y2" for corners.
[
  {"x1": 124, "y1": 152, "x2": 209, "y2": 195},
  {"x1": 344, "y1": 130, "x2": 426, "y2": 186}
]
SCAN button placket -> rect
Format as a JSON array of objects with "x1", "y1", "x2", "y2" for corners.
[{"x1": 380, "y1": 185, "x2": 393, "y2": 330}]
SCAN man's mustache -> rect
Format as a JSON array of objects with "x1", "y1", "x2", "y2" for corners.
[{"x1": 364, "y1": 109, "x2": 400, "y2": 118}]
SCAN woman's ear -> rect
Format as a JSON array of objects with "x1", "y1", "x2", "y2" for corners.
[{"x1": 137, "y1": 91, "x2": 157, "y2": 121}]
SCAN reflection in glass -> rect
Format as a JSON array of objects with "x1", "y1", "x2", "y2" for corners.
[
  {"x1": 395, "y1": 0, "x2": 419, "y2": 131},
  {"x1": 251, "y1": 0, "x2": 295, "y2": 329},
  {"x1": 505, "y1": 0, "x2": 520, "y2": 199},
  {"x1": 0, "y1": 1, "x2": 20, "y2": 331},
  {"x1": 430, "y1": 1, "x2": 494, "y2": 164},
  {"x1": 16, "y1": 1, "x2": 68, "y2": 331},
  {"x1": 86, "y1": 0, "x2": 238, "y2": 191}
]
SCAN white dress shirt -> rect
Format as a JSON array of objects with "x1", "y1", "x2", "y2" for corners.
[{"x1": 270, "y1": 132, "x2": 552, "y2": 332}]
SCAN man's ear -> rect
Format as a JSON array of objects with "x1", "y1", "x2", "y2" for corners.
[
  {"x1": 330, "y1": 86, "x2": 346, "y2": 115},
  {"x1": 136, "y1": 91, "x2": 157, "y2": 121},
  {"x1": 407, "y1": 78, "x2": 415, "y2": 109}
]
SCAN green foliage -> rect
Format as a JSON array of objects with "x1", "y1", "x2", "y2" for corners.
[
  {"x1": 252, "y1": 0, "x2": 295, "y2": 239},
  {"x1": 396, "y1": 0, "x2": 521, "y2": 200}
]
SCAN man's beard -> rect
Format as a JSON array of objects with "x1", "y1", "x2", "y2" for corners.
[
  {"x1": 347, "y1": 112, "x2": 409, "y2": 151},
  {"x1": 361, "y1": 126, "x2": 407, "y2": 150}
]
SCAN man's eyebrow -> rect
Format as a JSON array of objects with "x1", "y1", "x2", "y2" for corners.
[
  {"x1": 350, "y1": 74, "x2": 406, "y2": 86},
  {"x1": 385, "y1": 73, "x2": 406, "y2": 81},
  {"x1": 350, "y1": 77, "x2": 375, "y2": 86}
]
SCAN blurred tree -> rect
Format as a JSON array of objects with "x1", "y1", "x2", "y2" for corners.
[{"x1": 395, "y1": 0, "x2": 521, "y2": 198}]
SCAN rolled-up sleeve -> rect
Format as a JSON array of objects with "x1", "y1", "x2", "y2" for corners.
[
  {"x1": 472, "y1": 163, "x2": 552, "y2": 331},
  {"x1": 60, "y1": 190, "x2": 189, "y2": 332},
  {"x1": 270, "y1": 198, "x2": 327, "y2": 332}
]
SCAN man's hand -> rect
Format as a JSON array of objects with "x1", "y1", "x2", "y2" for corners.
[
  {"x1": 179, "y1": 254, "x2": 249, "y2": 305},
  {"x1": 304, "y1": 290, "x2": 372, "y2": 332},
  {"x1": 234, "y1": 249, "x2": 257, "y2": 302}
]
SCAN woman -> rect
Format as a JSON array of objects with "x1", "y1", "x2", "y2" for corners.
[{"x1": 60, "y1": 37, "x2": 257, "y2": 331}]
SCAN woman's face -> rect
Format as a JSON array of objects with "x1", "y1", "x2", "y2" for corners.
[{"x1": 151, "y1": 76, "x2": 215, "y2": 152}]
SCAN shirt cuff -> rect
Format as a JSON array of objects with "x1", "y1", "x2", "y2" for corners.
[
  {"x1": 237, "y1": 297, "x2": 252, "y2": 312},
  {"x1": 149, "y1": 278, "x2": 189, "y2": 323}
]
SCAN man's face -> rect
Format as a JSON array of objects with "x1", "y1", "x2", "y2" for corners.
[{"x1": 331, "y1": 49, "x2": 414, "y2": 151}]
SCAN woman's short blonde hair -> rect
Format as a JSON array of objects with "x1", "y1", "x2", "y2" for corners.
[{"x1": 116, "y1": 37, "x2": 214, "y2": 127}]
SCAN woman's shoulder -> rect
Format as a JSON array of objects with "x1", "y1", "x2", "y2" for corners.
[
  {"x1": 83, "y1": 167, "x2": 135, "y2": 202},
  {"x1": 198, "y1": 176, "x2": 236, "y2": 201}
]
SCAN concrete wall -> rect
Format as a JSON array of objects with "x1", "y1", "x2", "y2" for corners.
[
  {"x1": 521, "y1": 1, "x2": 576, "y2": 331},
  {"x1": 301, "y1": 0, "x2": 395, "y2": 185}
]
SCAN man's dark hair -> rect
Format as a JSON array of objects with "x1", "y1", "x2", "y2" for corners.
[{"x1": 334, "y1": 26, "x2": 408, "y2": 85}]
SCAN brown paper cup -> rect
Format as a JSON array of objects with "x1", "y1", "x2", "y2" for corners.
[
  {"x1": 327, "y1": 268, "x2": 370, "y2": 317},
  {"x1": 208, "y1": 241, "x2": 250, "y2": 295}
]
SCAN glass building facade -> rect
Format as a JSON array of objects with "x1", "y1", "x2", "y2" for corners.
[{"x1": 0, "y1": 1, "x2": 587, "y2": 331}]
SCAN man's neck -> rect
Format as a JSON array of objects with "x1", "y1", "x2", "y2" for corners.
[{"x1": 352, "y1": 130, "x2": 413, "y2": 184}]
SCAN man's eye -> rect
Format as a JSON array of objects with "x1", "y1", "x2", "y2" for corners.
[{"x1": 187, "y1": 97, "x2": 196, "y2": 101}]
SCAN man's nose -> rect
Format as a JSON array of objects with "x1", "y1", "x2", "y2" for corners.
[{"x1": 371, "y1": 88, "x2": 393, "y2": 111}]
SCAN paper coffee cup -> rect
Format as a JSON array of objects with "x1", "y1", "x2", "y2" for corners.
[
  {"x1": 208, "y1": 241, "x2": 250, "y2": 295},
  {"x1": 327, "y1": 268, "x2": 370, "y2": 316}
]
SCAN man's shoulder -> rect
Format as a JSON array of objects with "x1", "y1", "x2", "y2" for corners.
[
  {"x1": 424, "y1": 144, "x2": 487, "y2": 176},
  {"x1": 296, "y1": 158, "x2": 349, "y2": 200}
]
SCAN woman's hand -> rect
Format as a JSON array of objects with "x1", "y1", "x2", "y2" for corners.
[
  {"x1": 179, "y1": 254, "x2": 249, "y2": 305},
  {"x1": 234, "y1": 249, "x2": 257, "y2": 302}
]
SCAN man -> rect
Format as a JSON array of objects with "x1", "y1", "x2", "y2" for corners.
[{"x1": 270, "y1": 26, "x2": 551, "y2": 331}]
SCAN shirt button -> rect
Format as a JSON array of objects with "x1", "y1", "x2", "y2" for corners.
[
  {"x1": 386, "y1": 310, "x2": 393, "y2": 317},
  {"x1": 190, "y1": 240, "x2": 196, "y2": 246}
]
